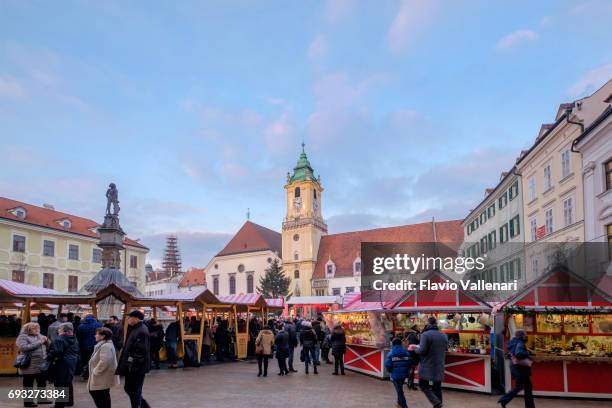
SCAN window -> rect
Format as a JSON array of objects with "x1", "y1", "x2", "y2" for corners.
[
  {"x1": 499, "y1": 264, "x2": 506, "y2": 282},
  {"x1": 516, "y1": 259, "x2": 522, "y2": 280},
  {"x1": 68, "y1": 275, "x2": 78, "y2": 293},
  {"x1": 43, "y1": 273, "x2": 54, "y2": 289},
  {"x1": 543, "y1": 164, "x2": 552, "y2": 191},
  {"x1": 229, "y1": 275, "x2": 236, "y2": 295},
  {"x1": 238, "y1": 264, "x2": 245, "y2": 272},
  {"x1": 92, "y1": 248, "x2": 102, "y2": 263},
  {"x1": 12, "y1": 235, "x2": 26, "y2": 252},
  {"x1": 12, "y1": 270, "x2": 24, "y2": 283},
  {"x1": 246, "y1": 274, "x2": 254, "y2": 293},
  {"x1": 294, "y1": 187, "x2": 300, "y2": 198},
  {"x1": 487, "y1": 203, "x2": 495, "y2": 218},
  {"x1": 354, "y1": 259, "x2": 361, "y2": 275},
  {"x1": 606, "y1": 159, "x2": 612, "y2": 191},
  {"x1": 509, "y1": 215, "x2": 520, "y2": 238},
  {"x1": 326, "y1": 262, "x2": 335, "y2": 278},
  {"x1": 294, "y1": 270, "x2": 300, "y2": 279},
  {"x1": 130, "y1": 255, "x2": 138, "y2": 268},
  {"x1": 507, "y1": 261, "x2": 515, "y2": 281},
  {"x1": 213, "y1": 277, "x2": 219, "y2": 295},
  {"x1": 267, "y1": 257, "x2": 272, "y2": 263},
  {"x1": 487, "y1": 231, "x2": 496, "y2": 251},
  {"x1": 62, "y1": 220, "x2": 71, "y2": 228},
  {"x1": 528, "y1": 177, "x2": 536, "y2": 201},
  {"x1": 314, "y1": 189, "x2": 317, "y2": 199},
  {"x1": 14, "y1": 208, "x2": 26, "y2": 218},
  {"x1": 293, "y1": 234, "x2": 299, "y2": 242},
  {"x1": 293, "y1": 251, "x2": 299, "y2": 261},
  {"x1": 499, "y1": 224, "x2": 509, "y2": 244},
  {"x1": 532, "y1": 258, "x2": 538, "y2": 277},
  {"x1": 563, "y1": 197, "x2": 574, "y2": 226},
  {"x1": 498, "y1": 192, "x2": 508, "y2": 209},
  {"x1": 68, "y1": 244, "x2": 79, "y2": 260},
  {"x1": 480, "y1": 212, "x2": 487, "y2": 224},
  {"x1": 345, "y1": 287, "x2": 355, "y2": 294},
  {"x1": 545, "y1": 207, "x2": 554, "y2": 235},
  {"x1": 332, "y1": 288, "x2": 341, "y2": 296},
  {"x1": 43, "y1": 240, "x2": 55, "y2": 257},
  {"x1": 530, "y1": 217, "x2": 537, "y2": 241},
  {"x1": 509, "y1": 180, "x2": 519, "y2": 200},
  {"x1": 480, "y1": 237, "x2": 488, "y2": 254},
  {"x1": 561, "y1": 149, "x2": 571, "y2": 179}
]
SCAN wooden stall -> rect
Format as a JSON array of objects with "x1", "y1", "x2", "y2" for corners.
[
  {"x1": 217, "y1": 294, "x2": 268, "y2": 359},
  {"x1": 502, "y1": 268, "x2": 612, "y2": 399}
]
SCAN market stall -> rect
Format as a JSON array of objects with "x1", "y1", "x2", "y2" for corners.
[
  {"x1": 0, "y1": 279, "x2": 97, "y2": 374},
  {"x1": 286, "y1": 295, "x2": 342, "y2": 318},
  {"x1": 392, "y1": 271, "x2": 493, "y2": 393},
  {"x1": 324, "y1": 292, "x2": 398, "y2": 378},
  {"x1": 217, "y1": 294, "x2": 268, "y2": 359},
  {"x1": 502, "y1": 268, "x2": 612, "y2": 398}
]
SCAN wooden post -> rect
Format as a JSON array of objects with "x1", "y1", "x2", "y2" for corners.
[
  {"x1": 177, "y1": 302, "x2": 185, "y2": 362},
  {"x1": 197, "y1": 302, "x2": 205, "y2": 362},
  {"x1": 153, "y1": 307, "x2": 157, "y2": 320},
  {"x1": 23, "y1": 299, "x2": 31, "y2": 324},
  {"x1": 90, "y1": 301, "x2": 98, "y2": 319}
]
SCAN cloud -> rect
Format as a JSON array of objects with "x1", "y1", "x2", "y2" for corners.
[
  {"x1": 323, "y1": 0, "x2": 355, "y2": 23},
  {"x1": 0, "y1": 75, "x2": 26, "y2": 98},
  {"x1": 308, "y1": 34, "x2": 327, "y2": 61},
  {"x1": 496, "y1": 29, "x2": 539, "y2": 50},
  {"x1": 567, "y1": 63, "x2": 612, "y2": 98},
  {"x1": 387, "y1": 0, "x2": 438, "y2": 53}
]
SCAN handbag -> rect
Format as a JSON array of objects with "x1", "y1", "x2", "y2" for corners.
[
  {"x1": 255, "y1": 337, "x2": 264, "y2": 355},
  {"x1": 13, "y1": 352, "x2": 31, "y2": 369}
]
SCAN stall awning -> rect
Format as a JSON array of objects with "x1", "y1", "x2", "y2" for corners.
[
  {"x1": 0, "y1": 280, "x2": 60, "y2": 296},
  {"x1": 502, "y1": 268, "x2": 612, "y2": 310},
  {"x1": 286, "y1": 295, "x2": 341, "y2": 305},
  {"x1": 339, "y1": 292, "x2": 401, "y2": 312},
  {"x1": 265, "y1": 297, "x2": 284, "y2": 309}
]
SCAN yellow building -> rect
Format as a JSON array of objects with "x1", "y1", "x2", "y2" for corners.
[
  {"x1": 281, "y1": 144, "x2": 327, "y2": 296},
  {"x1": 517, "y1": 80, "x2": 612, "y2": 280},
  {"x1": 0, "y1": 197, "x2": 149, "y2": 292}
]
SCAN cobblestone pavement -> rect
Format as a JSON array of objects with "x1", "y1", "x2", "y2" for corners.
[{"x1": 0, "y1": 359, "x2": 608, "y2": 408}]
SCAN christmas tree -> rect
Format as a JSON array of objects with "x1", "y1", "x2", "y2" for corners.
[{"x1": 257, "y1": 258, "x2": 291, "y2": 298}]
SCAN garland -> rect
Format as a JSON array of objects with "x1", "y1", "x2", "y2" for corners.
[{"x1": 504, "y1": 306, "x2": 611, "y2": 315}]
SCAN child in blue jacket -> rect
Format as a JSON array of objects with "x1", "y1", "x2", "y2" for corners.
[{"x1": 385, "y1": 337, "x2": 414, "y2": 408}]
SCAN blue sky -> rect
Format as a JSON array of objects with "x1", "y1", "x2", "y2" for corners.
[{"x1": 1, "y1": 0, "x2": 611, "y2": 268}]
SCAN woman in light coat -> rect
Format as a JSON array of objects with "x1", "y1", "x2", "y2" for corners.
[
  {"x1": 88, "y1": 327, "x2": 120, "y2": 408},
  {"x1": 255, "y1": 322, "x2": 275, "y2": 377},
  {"x1": 16, "y1": 322, "x2": 48, "y2": 407}
]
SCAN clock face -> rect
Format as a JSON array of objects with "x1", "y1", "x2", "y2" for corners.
[{"x1": 293, "y1": 197, "x2": 302, "y2": 209}]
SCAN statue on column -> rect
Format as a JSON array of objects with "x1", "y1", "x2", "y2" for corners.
[{"x1": 105, "y1": 183, "x2": 120, "y2": 216}]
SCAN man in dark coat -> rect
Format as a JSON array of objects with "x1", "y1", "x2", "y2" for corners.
[
  {"x1": 105, "y1": 315, "x2": 124, "y2": 357},
  {"x1": 76, "y1": 314, "x2": 102, "y2": 379},
  {"x1": 165, "y1": 319, "x2": 181, "y2": 368},
  {"x1": 414, "y1": 317, "x2": 448, "y2": 408},
  {"x1": 47, "y1": 322, "x2": 80, "y2": 408},
  {"x1": 284, "y1": 319, "x2": 298, "y2": 372},
  {"x1": 117, "y1": 310, "x2": 151, "y2": 408}
]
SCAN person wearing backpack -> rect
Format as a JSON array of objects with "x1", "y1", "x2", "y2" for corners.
[{"x1": 498, "y1": 330, "x2": 535, "y2": 408}]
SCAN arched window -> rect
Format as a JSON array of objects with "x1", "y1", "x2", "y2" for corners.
[
  {"x1": 229, "y1": 275, "x2": 236, "y2": 295},
  {"x1": 314, "y1": 189, "x2": 317, "y2": 199},
  {"x1": 294, "y1": 187, "x2": 300, "y2": 198},
  {"x1": 246, "y1": 274, "x2": 254, "y2": 294},
  {"x1": 213, "y1": 277, "x2": 219, "y2": 295}
]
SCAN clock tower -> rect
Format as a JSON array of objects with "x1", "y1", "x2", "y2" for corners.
[{"x1": 282, "y1": 143, "x2": 327, "y2": 297}]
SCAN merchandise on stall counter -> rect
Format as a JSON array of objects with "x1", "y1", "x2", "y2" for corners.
[
  {"x1": 327, "y1": 311, "x2": 390, "y2": 347},
  {"x1": 394, "y1": 312, "x2": 492, "y2": 354},
  {"x1": 508, "y1": 312, "x2": 612, "y2": 359}
]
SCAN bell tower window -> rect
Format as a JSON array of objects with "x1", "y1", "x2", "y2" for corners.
[{"x1": 294, "y1": 187, "x2": 300, "y2": 198}]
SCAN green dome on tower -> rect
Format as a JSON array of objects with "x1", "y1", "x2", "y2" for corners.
[{"x1": 288, "y1": 142, "x2": 320, "y2": 183}]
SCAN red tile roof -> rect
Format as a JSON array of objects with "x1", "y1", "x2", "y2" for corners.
[
  {"x1": 313, "y1": 220, "x2": 464, "y2": 279},
  {"x1": 216, "y1": 221, "x2": 281, "y2": 257},
  {"x1": 0, "y1": 197, "x2": 148, "y2": 250},
  {"x1": 178, "y1": 267, "x2": 206, "y2": 288}
]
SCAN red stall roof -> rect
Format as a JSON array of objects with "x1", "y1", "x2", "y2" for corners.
[
  {"x1": 393, "y1": 270, "x2": 491, "y2": 311},
  {"x1": 502, "y1": 268, "x2": 612, "y2": 310},
  {"x1": 338, "y1": 292, "x2": 402, "y2": 312},
  {"x1": 218, "y1": 293, "x2": 267, "y2": 307},
  {"x1": 265, "y1": 297, "x2": 284, "y2": 309},
  {"x1": 0, "y1": 279, "x2": 60, "y2": 296}
]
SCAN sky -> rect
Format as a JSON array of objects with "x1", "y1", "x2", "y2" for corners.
[{"x1": 1, "y1": 0, "x2": 611, "y2": 268}]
